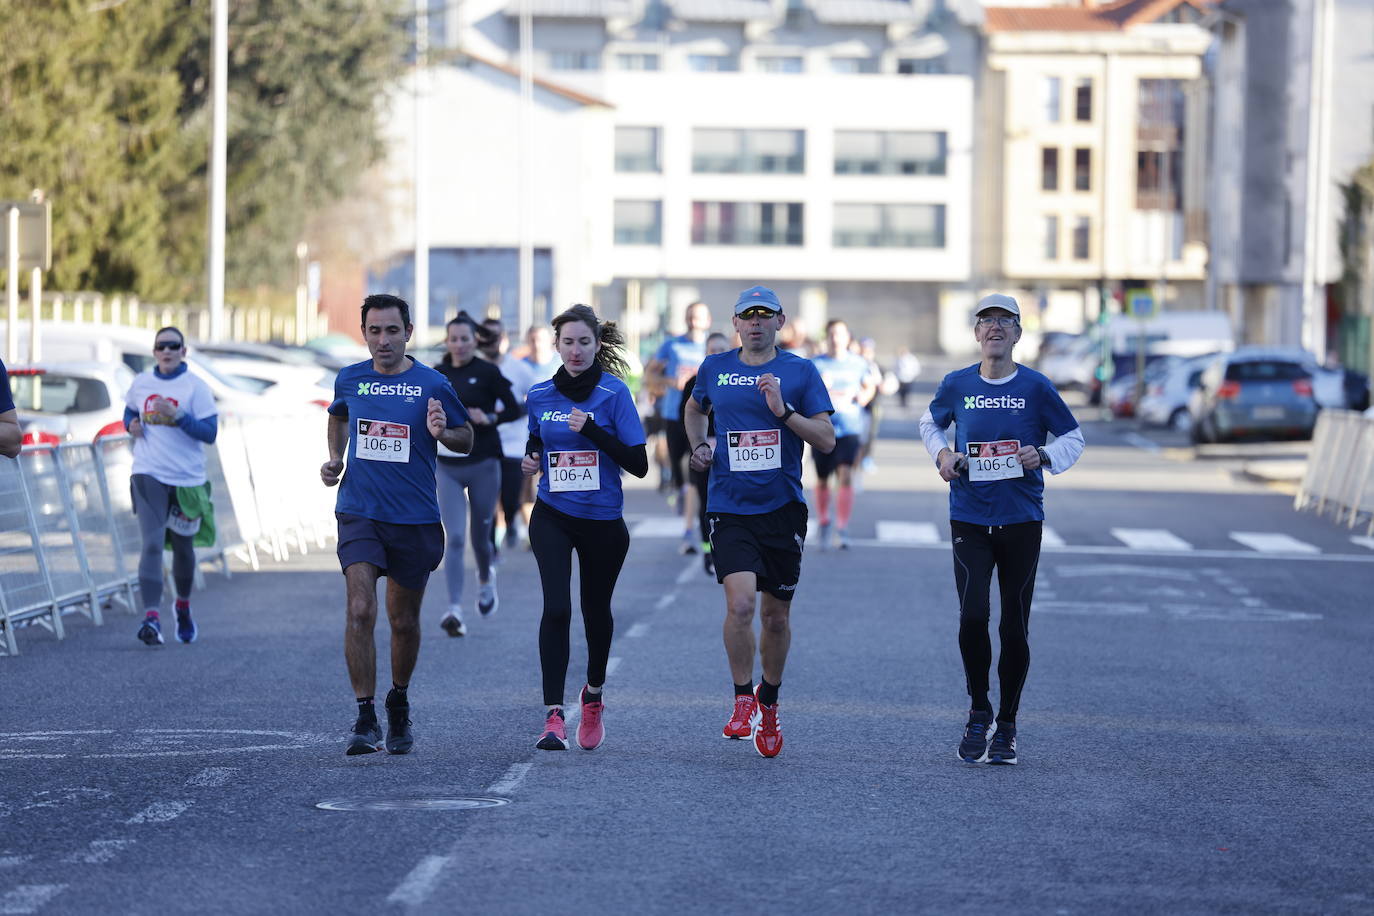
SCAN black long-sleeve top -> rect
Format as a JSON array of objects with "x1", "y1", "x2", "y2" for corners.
[{"x1": 434, "y1": 356, "x2": 522, "y2": 463}]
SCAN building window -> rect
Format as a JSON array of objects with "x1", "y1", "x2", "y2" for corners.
[
  {"x1": 688, "y1": 54, "x2": 738, "y2": 72},
  {"x1": 1041, "y1": 148, "x2": 1059, "y2": 192},
  {"x1": 615, "y1": 127, "x2": 660, "y2": 173},
  {"x1": 784, "y1": 0, "x2": 808, "y2": 29},
  {"x1": 1074, "y1": 148, "x2": 1092, "y2": 191},
  {"x1": 1073, "y1": 216, "x2": 1091, "y2": 260},
  {"x1": 691, "y1": 202, "x2": 804, "y2": 246},
  {"x1": 614, "y1": 200, "x2": 662, "y2": 244},
  {"x1": 1043, "y1": 215, "x2": 1059, "y2": 260},
  {"x1": 1042, "y1": 76, "x2": 1062, "y2": 123},
  {"x1": 693, "y1": 129, "x2": 804, "y2": 174},
  {"x1": 834, "y1": 203, "x2": 945, "y2": 248},
  {"x1": 1136, "y1": 150, "x2": 1183, "y2": 210},
  {"x1": 549, "y1": 51, "x2": 600, "y2": 71},
  {"x1": 898, "y1": 58, "x2": 947, "y2": 74},
  {"x1": 756, "y1": 55, "x2": 804, "y2": 74},
  {"x1": 831, "y1": 57, "x2": 879, "y2": 74},
  {"x1": 1137, "y1": 79, "x2": 1186, "y2": 210},
  {"x1": 1075, "y1": 77, "x2": 1093, "y2": 122},
  {"x1": 616, "y1": 53, "x2": 660, "y2": 71},
  {"x1": 834, "y1": 131, "x2": 946, "y2": 176}
]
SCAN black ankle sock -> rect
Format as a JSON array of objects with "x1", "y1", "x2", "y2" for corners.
[
  {"x1": 734, "y1": 682, "x2": 755, "y2": 698},
  {"x1": 996, "y1": 714, "x2": 1015, "y2": 727},
  {"x1": 387, "y1": 685, "x2": 408, "y2": 707},
  {"x1": 971, "y1": 695, "x2": 993, "y2": 715},
  {"x1": 356, "y1": 697, "x2": 376, "y2": 719},
  {"x1": 757, "y1": 679, "x2": 780, "y2": 706}
]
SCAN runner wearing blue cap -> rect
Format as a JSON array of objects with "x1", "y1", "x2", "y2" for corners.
[
  {"x1": 919, "y1": 293, "x2": 1085, "y2": 766},
  {"x1": 685, "y1": 285, "x2": 835, "y2": 758}
]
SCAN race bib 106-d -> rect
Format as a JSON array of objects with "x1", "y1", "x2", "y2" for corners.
[{"x1": 727, "y1": 430, "x2": 782, "y2": 472}]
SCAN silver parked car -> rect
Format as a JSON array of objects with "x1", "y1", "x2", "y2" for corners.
[
  {"x1": 1138, "y1": 353, "x2": 1217, "y2": 432},
  {"x1": 1188, "y1": 350, "x2": 1318, "y2": 444}
]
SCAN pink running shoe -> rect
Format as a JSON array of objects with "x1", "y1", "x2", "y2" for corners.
[
  {"x1": 577, "y1": 686, "x2": 605, "y2": 750},
  {"x1": 535, "y1": 708, "x2": 568, "y2": 750},
  {"x1": 722, "y1": 691, "x2": 758, "y2": 739},
  {"x1": 752, "y1": 694, "x2": 783, "y2": 758}
]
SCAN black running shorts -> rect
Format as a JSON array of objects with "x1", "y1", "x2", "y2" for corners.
[
  {"x1": 707, "y1": 501, "x2": 808, "y2": 601},
  {"x1": 336, "y1": 512, "x2": 444, "y2": 592},
  {"x1": 812, "y1": 434, "x2": 861, "y2": 479}
]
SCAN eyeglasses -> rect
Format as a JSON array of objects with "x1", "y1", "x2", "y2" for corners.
[
  {"x1": 155, "y1": 341, "x2": 184, "y2": 351},
  {"x1": 738, "y1": 307, "x2": 778, "y2": 321},
  {"x1": 975, "y1": 316, "x2": 1019, "y2": 329}
]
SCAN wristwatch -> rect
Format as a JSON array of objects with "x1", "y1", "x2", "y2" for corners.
[
  {"x1": 777, "y1": 402, "x2": 796, "y2": 423},
  {"x1": 1036, "y1": 446, "x2": 1051, "y2": 468}
]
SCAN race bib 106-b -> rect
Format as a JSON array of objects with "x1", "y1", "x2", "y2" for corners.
[{"x1": 356, "y1": 418, "x2": 410, "y2": 463}]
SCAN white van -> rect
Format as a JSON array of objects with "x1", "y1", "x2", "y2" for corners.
[{"x1": 1099, "y1": 310, "x2": 1235, "y2": 357}]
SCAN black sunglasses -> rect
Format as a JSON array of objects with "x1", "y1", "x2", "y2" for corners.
[
  {"x1": 155, "y1": 341, "x2": 184, "y2": 351},
  {"x1": 738, "y1": 307, "x2": 778, "y2": 320}
]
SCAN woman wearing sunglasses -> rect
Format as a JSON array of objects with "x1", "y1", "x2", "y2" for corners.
[{"x1": 123, "y1": 327, "x2": 219, "y2": 646}]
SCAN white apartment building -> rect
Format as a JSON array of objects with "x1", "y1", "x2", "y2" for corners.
[
  {"x1": 375, "y1": 0, "x2": 982, "y2": 352},
  {"x1": 976, "y1": 0, "x2": 1213, "y2": 342}
]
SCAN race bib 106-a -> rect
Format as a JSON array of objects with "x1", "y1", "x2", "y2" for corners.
[
  {"x1": 967, "y1": 440, "x2": 1022, "y2": 481},
  {"x1": 548, "y1": 450, "x2": 600, "y2": 492},
  {"x1": 727, "y1": 430, "x2": 782, "y2": 472},
  {"x1": 356, "y1": 418, "x2": 410, "y2": 463}
]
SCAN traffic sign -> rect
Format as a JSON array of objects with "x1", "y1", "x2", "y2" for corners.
[
  {"x1": 0, "y1": 200, "x2": 52, "y2": 271},
  {"x1": 1126, "y1": 289, "x2": 1155, "y2": 320}
]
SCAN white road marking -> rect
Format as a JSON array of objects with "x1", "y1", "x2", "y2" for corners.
[
  {"x1": 626, "y1": 621, "x2": 650, "y2": 638},
  {"x1": 1054, "y1": 564, "x2": 1197, "y2": 581},
  {"x1": 1353, "y1": 536, "x2": 1374, "y2": 552},
  {"x1": 847, "y1": 538, "x2": 1374, "y2": 563},
  {"x1": 62, "y1": 839, "x2": 134, "y2": 865},
  {"x1": 606, "y1": 657, "x2": 622, "y2": 677},
  {"x1": 1122, "y1": 432, "x2": 1161, "y2": 453},
  {"x1": 1110, "y1": 528, "x2": 1193, "y2": 551},
  {"x1": 629, "y1": 517, "x2": 686, "y2": 538},
  {"x1": 1241, "y1": 597, "x2": 1266, "y2": 607},
  {"x1": 0, "y1": 856, "x2": 32, "y2": 868},
  {"x1": 1041, "y1": 526, "x2": 1066, "y2": 548},
  {"x1": 675, "y1": 561, "x2": 696, "y2": 585},
  {"x1": 187, "y1": 767, "x2": 236, "y2": 788},
  {"x1": 875, "y1": 521, "x2": 940, "y2": 544},
  {"x1": 487, "y1": 762, "x2": 533, "y2": 796},
  {"x1": 0, "y1": 885, "x2": 66, "y2": 914},
  {"x1": 125, "y1": 801, "x2": 191, "y2": 825},
  {"x1": 1034, "y1": 601, "x2": 1150, "y2": 616},
  {"x1": 385, "y1": 855, "x2": 452, "y2": 906},
  {"x1": 86, "y1": 744, "x2": 312, "y2": 760},
  {"x1": 1229, "y1": 532, "x2": 1321, "y2": 555},
  {"x1": 654, "y1": 593, "x2": 674, "y2": 611}
]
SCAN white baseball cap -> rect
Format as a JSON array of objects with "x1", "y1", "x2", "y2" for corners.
[{"x1": 974, "y1": 293, "x2": 1021, "y2": 319}]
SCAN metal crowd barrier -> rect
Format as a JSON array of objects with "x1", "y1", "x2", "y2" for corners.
[
  {"x1": 1294, "y1": 409, "x2": 1374, "y2": 535},
  {"x1": 0, "y1": 411, "x2": 337, "y2": 656}
]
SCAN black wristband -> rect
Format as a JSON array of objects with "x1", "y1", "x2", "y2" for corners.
[
  {"x1": 777, "y1": 404, "x2": 796, "y2": 424},
  {"x1": 1037, "y1": 446, "x2": 1051, "y2": 468},
  {"x1": 691, "y1": 442, "x2": 710, "y2": 453}
]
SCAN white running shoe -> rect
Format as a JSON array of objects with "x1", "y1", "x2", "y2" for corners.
[
  {"x1": 440, "y1": 606, "x2": 466, "y2": 637},
  {"x1": 478, "y1": 579, "x2": 498, "y2": 617}
]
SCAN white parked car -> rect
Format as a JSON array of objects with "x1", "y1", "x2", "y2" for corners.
[
  {"x1": 1137, "y1": 354, "x2": 1217, "y2": 431},
  {"x1": 9, "y1": 360, "x2": 136, "y2": 443}
]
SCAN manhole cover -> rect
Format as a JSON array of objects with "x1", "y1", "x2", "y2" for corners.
[{"x1": 314, "y1": 796, "x2": 510, "y2": 812}]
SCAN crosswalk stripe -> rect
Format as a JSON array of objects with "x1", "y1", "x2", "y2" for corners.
[
  {"x1": 1041, "y1": 526, "x2": 1065, "y2": 548},
  {"x1": 629, "y1": 517, "x2": 685, "y2": 538},
  {"x1": 1110, "y1": 528, "x2": 1193, "y2": 551},
  {"x1": 875, "y1": 521, "x2": 941, "y2": 544},
  {"x1": 1229, "y1": 532, "x2": 1320, "y2": 554},
  {"x1": 1352, "y1": 536, "x2": 1374, "y2": 552}
]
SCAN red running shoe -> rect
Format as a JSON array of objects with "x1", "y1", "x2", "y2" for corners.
[
  {"x1": 535, "y1": 708, "x2": 568, "y2": 750},
  {"x1": 577, "y1": 686, "x2": 605, "y2": 751},
  {"x1": 722, "y1": 691, "x2": 758, "y2": 740},
  {"x1": 752, "y1": 693, "x2": 783, "y2": 758}
]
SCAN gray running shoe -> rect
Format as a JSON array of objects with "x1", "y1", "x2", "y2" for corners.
[
  {"x1": 440, "y1": 607, "x2": 466, "y2": 638},
  {"x1": 478, "y1": 580, "x2": 498, "y2": 617},
  {"x1": 346, "y1": 715, "x2": 383, "y2": 756}
]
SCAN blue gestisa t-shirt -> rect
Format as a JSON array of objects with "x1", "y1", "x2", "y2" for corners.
[
  {"x1": 692, "y1": 348, "x2": 833, "y2": 515},
  {"x1": 811, "y1": 351, "x2": 871, "y2": 438},
  {"x1": 328, "y1": 357, "x2": 470, "y2": 525},
  {"x1": 527, "y1": 373, "x2": 645, "y2": 521},
  {"x1": 0, "y1": 358, "x2": 14, "y2": 413},
  {"x1": 653, "y1": 334, "x2": 707, "y2": 422},
  {"x1": 927, "y1": 364, "x2": 1079, "y2": 526}
]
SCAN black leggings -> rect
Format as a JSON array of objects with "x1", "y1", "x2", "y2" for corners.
[
  {"x1": 950, "y1": 520, "x2": 1042, "y2": 723},
  {"x1": 690, "y1": 466, "x2": 709, "y2": 546},
  {"x1": 530, "y1": 500, "x2": 630, "y2": 706}
]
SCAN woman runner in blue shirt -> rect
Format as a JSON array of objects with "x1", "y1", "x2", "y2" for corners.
[{"x1": 521, "y1": 305, "x2": 647, "y2": 751}]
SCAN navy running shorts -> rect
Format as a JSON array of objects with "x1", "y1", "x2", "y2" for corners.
[
  {"x1": 707, "y1": 501, "x2": 808, "y2": 601},
  {"x1": 812, "y1": 434, "x2": 861, "y2": 479},
  {"x1": 335, "y1": 512, "x2": 444, "y2": 592}
]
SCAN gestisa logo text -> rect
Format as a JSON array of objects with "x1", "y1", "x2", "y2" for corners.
[
  {"x1": 717, "y1": 372, "x2": 762, "y2": 387},
  {"x1": 963, "y1": 394, "x2": 1026, "y2": 410},
  {"x1": 358, "y1": 381, "x2": 424, "y2": 397},
  {"x1": 540, "y1": 410, "x2": 595, "y2": 423}
]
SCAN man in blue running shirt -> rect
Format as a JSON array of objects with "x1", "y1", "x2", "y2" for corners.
[
  {"x1": 685, "y1": 286, "x2": 834, "y2": 758},
  {"x1": 645, "y1": 301, "x2": 713, "y2": 552},
  {"x1": 322, "y1": 294, "x2": 473, "y2": 758},
  {"x1": 920, "y1": 294, "x2": 1085, "y2": 767}
]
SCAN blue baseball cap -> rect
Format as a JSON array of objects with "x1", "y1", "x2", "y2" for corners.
[{"x1": 734, "y1": 286, "x2": 782, "y2": 315}]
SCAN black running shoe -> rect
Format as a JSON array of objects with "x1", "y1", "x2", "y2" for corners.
[
  {"x1": 137, "y1": 614, "x2": 163, "y2": 646},
  {"x1": 987, "y1": 722, "x2": 1017, "y2": 765},
  {"x1": 702, "y1": 550, "x2": 714, "y2": 576},
  {"x1": 957, "y1": 709, "x2": 994, "y2": 763},
  {"x1": 384, "y1": 692, "x2": 413, "y2": 755},
  {"x1": 346, "y1": 715, "x2": 383, "y2": 756}
]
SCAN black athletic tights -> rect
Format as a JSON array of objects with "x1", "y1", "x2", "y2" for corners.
[
  {"x1": 950, "y1": 519, "x2": 1043, "y2": 724},
  {"x1": 530, "y1": 499, "x2": 630, "y2": 706}
]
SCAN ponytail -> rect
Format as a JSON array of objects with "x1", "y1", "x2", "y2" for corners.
[{"x1": 550, "y1": 304, "x2": 632, "y2": 379}]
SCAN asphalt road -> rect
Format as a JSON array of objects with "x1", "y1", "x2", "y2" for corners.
[{"x1": 2, "y1": 411, "x2": 1371, "y2": 915}]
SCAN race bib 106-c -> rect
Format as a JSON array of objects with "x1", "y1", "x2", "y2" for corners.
[{"x1": 967, "y1": 439, "x2": 1022, "y2": 481}]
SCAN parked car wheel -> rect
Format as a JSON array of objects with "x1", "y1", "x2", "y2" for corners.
[{"x1": 1169, "y1": 407, "x2": 1191, "y2": 433}]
